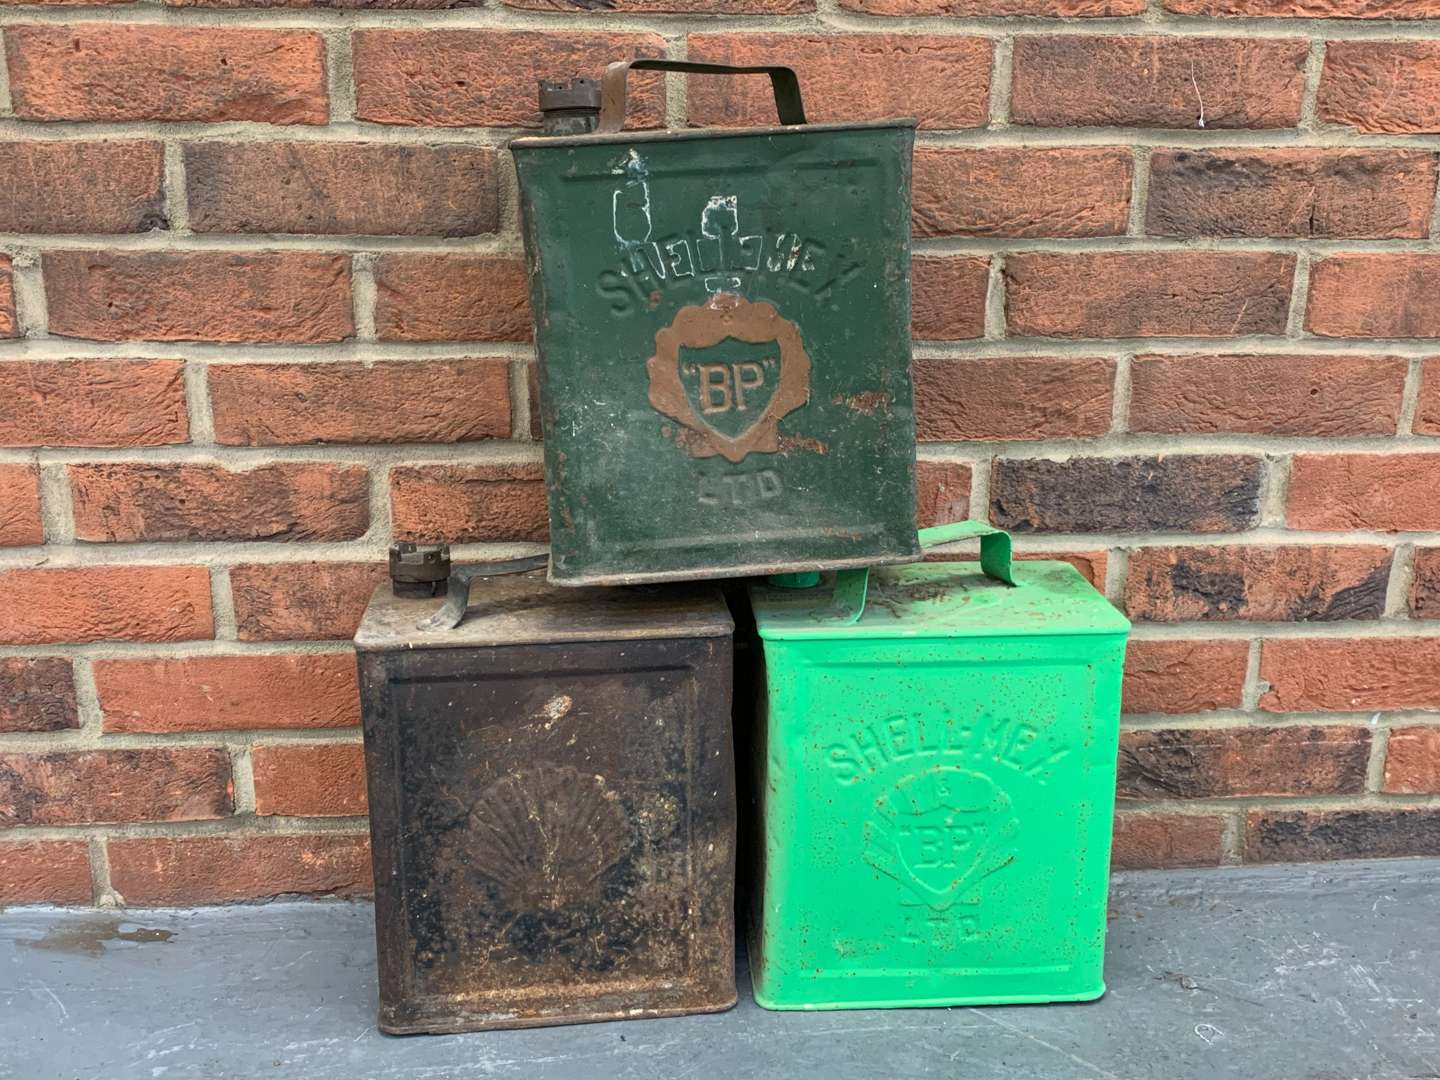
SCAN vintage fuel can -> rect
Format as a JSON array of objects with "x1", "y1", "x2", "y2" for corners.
[
  {"x1": 745, "y1": 522, "x2": 1130, "y2": 1010},
  {"x1": 355, "y1": 567, "x2": 737, "y2": 1032},
  {"x1": 512, "y1": 60, "x2": 920, "y2": 586}
]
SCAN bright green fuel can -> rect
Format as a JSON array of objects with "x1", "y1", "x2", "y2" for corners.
[{"x1": 745, "y1": 522, "x2": 1130, "y2": 1010}]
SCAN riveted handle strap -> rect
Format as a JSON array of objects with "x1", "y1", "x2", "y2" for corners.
[
  {"x1": 417, "y1": 554, "x2": 550, "y2": 632},
  {"x1": 598, "y1": 59, "x2": 807, "y2": 134},
  {"x1": 919, "y1": 520, "x2": 1016, "y2": 587}
]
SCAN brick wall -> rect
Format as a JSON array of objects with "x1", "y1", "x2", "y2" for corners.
[{"x1": 0, "y1": 0, "x2": 1438, "y2": 905}]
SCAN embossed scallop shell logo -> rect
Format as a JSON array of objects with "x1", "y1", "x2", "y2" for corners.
[
  {"x1": 863, "y1": 767, "x2": 1018, "y2": 912},
  {"x1": 467, "y1": 766, "x2": 630, "y2": 912},
  {"x1": 647, "y1": 293, "x2": 811, "y2": 464}
]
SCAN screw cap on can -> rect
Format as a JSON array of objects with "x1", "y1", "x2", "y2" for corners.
[
  {"x1": 539, "y1": 76, "x2": 602, "y2": 135},
  {"x1": 389, "y1": 542, "x2": 451, "y2": 598},
  {"x1": 539, "y1": 77, "x2": 601, "y2": 113}
]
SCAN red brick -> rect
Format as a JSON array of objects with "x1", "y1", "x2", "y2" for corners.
[
  {"x1": 0, "y1": 748, "x2": 231, "y2": 826},
  {"x1": 510, "y1": 0, "x2": 809, "y2": 10},
  {"x1": 0, "y1": 566, "x2": 212, "y2": 645},
  {"x1": 912, "y1": 257, "x2": 988, "y2": 341},
  {"x1": 232, "y1": 562, "x2": 387, "y2": 642},
  {"x1": 1169, "y1": 0, "x2": 1440, "y2": 13},
  {"x1": 1011, "y1": 36, "x2": 1307, "y2": 129},
  {"x1": 926, "y1": 544, "x2": 1108, "y2": 588},
  {"x1": 0, "y1": 657, "x2": 78, "y2": 733},
  {"x1": 915, "y1": 357, "x2": 1113, "y2": 442},
  {"x1": 1118, "y1": 725, "x2": 1369, "y2": 799},
  {"x1": 687, "y1": 34, "x2": 990, "y2": 130},
  {"x1": 991, "y1": 455, "x2": 1263, "y2": 533},
  {"x1": 0, "y1": 464, "x2": 42, "y2": 546},
  {"x1": 210, "y1": 359, "x2": 510, "y2": 446},
  {"x1": 109, "y1": 834, "x2": 371, "y2": 904},
  {"x1": 1419, "y1": 359, "x2": 1440, "y2": 436},
  {"x1": 915, "y1": 459, "x2": 972, "y2": 528},
  {"x1": 391, "y1": 463, "x2": 547, "y2": 544},
  {"x1": 1384, "y1": 727, "x2": 1440, "y2": 795},
  {"x1": 1307, "y1": 255, "x2": 1440, "y2": 339},
  {"x1": 1127, "y1": 545, "x2": 1391, "y2": 623},
  {"x1": 95, "y1": 654, "x2": 360, "y2": 733},
  {"x1": 252, "y1": 743, "x2": 367, "y2": 817},
  {"x1": 1413, "y1": 547, "x2": 1440, "y2": 619},
  {"x1": 1006, "y1": 252, "x2": 1295, "y2": 338},
  {"x1": 5, "y1": 26, "x2": 326, "y2": 124},
  {"x1": 1261, "y1": 638, "x2": 1440, "y2": 713},
  {"x1": 373, "y1": 255, "x2": 529, "y2": 343},
  {"x1": 1320, "y1": 42, "x2": 1440, "y2": 135},
  {"x1": 846, "y1": 0, "x2": 1141, "y2": 13},
  {"x1": 1130, "y1": 354, "x2": 1406, "y2": 437},
  {"x1": 354, "y1": 30, "x2": 664, "y2": 128},
  {"x1": 0, "y1": 842, "x2": 92, "y2": 905},
  {"x1": 1026, "y1": 550, "x2": 1108, "y2": 588},
  {"x1": 0, "y1": 141, "x2": 165, "y2": 233},
  {"x1": 0, "y1": 257, "x2": 15, "y2": 338},
  {"x1": 1247, "y1": 809, "x2": 1440, "y2": 863},
  {"x1": 914, "y1": 148, "x2": 1132, "y2": 238},
  {"x1": 1123, "y1": 639, "x2": 1249, "y2": 715},
  {"x1": 1111, "y1": 813, "x2": 1224, "y2": 870},
  {"x1": 45, "y1": 251, "x2": 353, "y2": 344},
  {"x1": 70, "y1": 462, "x2": 369, "y2": 543},
  {"x1": 0, "y1": 359, "x2": 188, "y2": 447},
  {"x1": 185, "y1": 142, "x2": 498, "y2": 237},
  {"x1": 1288, "y1": 454, "x2": 1440, "y2": 532},
  {"x1": 167, "y1": 0, "x2": 476, "y2": 6},
  {"x1": 1146, "y1": 149, "x2": 1435, "y2": 240}
]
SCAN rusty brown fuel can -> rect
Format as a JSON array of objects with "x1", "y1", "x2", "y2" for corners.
[
  {"x1": 355, "y1": 559, "x2": 737, "y2": 1033},
  {"x1": 512, "y1": 60, "x2": 920, "y2": 587}
]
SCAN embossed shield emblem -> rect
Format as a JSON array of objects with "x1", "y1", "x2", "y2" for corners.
[
  {"x1": 678, "y1": 337, "x2": 780, "y2": 442},
  {"x1": 647, "y1": 294, "x2": 810, "y2": 464},
  {"x1": 864, "y1": 767, "x2": 1018, "y2": 912}
]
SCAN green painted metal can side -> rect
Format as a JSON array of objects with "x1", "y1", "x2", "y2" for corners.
[
  {"x1": 512, "y1": 120, "x2": 920, "y2": 586},
  {"x1": 746, "y1": 559, "x2": 1129, "y2": 1011}
]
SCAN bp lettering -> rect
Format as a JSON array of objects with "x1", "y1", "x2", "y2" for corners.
[
  {"x1": 900, "y1": 818, "x2": 987, "y2": 870},
  {"x1": 693, "y1": 360, "x2": 770, "y2": 414}
]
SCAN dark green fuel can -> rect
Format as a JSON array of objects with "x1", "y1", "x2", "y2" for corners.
[{"x1": 513, "y1": 60, "x2": 920, "y2": 586}]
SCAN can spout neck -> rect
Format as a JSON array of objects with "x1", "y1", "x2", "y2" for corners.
[{"x1": 539, "y1": 77, "x2": 601, "y2": 136}]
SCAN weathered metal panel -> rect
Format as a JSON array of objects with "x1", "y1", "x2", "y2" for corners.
[
  {"x1": 357, "y1": 577, "x2": 736, "y2": 1033},
  {"x1": 513, "y1": 95, "x2": 920, "y2": 586}
]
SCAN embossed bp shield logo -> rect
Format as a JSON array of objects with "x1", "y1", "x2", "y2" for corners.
[
  {"x1": 864, "y1": 767, "x2": 1019, "y2": 912},
  {"x1": 678, "y1": 336, "x2": 781, "y2": 441},
  {"x1": 647, "y1": 294, "x2": 810, "y2": 464}
]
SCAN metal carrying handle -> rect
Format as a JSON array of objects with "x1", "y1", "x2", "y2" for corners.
[
  {"x1": 827, "y1": 520, "x2": 1016, "y2": 627},
  {"x1": 917, "y1": 520, "x2": 1016, "y2": 587},
  {"x1": 417, "y1": 554, "x2": 549, "y2": 632},
  {"x1": 598, "y1": 59, "x2": 807, "y2": 135}
]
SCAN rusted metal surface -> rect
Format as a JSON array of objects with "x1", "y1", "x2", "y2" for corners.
[
  {"x1": 356, "y1": 573, "x2": 737, "y2": 1033},
  {"x1": 647, "y1": 293, "x2": 811, "y2": 463},
  {"x1": 418, "y1": 553, "x2": 550, "y2": 632},
  {"x1": 387, "y1": 542, "x2": 450, "y2": 599},
  {"x1": 512, "y1": 61, "x2": 919, "y2": 587},
  {"x1": 596, "y1": 59, "x2": 806, "y2": 135},
  {"x1": 539, "y1": 76, "x2": 600, "y2": 136}
]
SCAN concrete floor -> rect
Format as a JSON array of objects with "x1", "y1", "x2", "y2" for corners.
[{"x1": 2, "y1": 860, "x2": 1438, "y2": 1080}]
